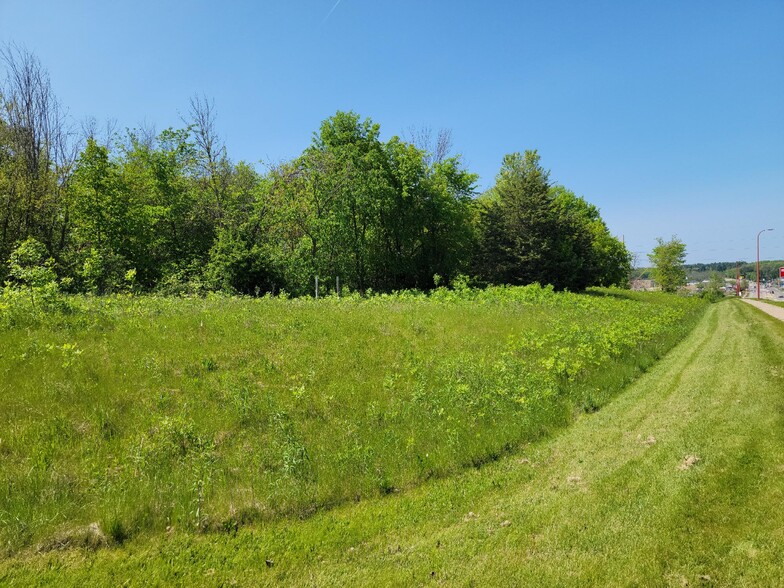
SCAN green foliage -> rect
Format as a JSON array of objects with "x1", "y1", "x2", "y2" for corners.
[
  {"x1": 0, "y1": 238, "x2": 75, "y2": 330},
  {"x1": 0, "y1": 47, "x2": 70, "y2": 277},
  {"x1": 69, "y1": 139, "x2": 123, "y2": 252},
  {"x1": 648, "y1": 236, "x2": 687, "y2": 292},
  {"x1": 474, "y1": 151, "x2": 554, "y2": 286},
  {"x1": 699, "y1": 271, "x2": 726, "y2": 302},
  {"x1": 3, "y1": 76, "x2": 629, "y2": 296},
  {"x1": 5, "y1": 237, "x2": 60, "y2": 309},
  {"x1": 550, "y1": 186, "x2": 631, "y2": 287},
  {"x1": 474, "y1": 153, "x2": 629, "y2": 290},
  {"x1": 264, "y1": 111, "x2": 478, "y2": 294},
  {"x1": 8, "y1": 237, "x2": 56, "y2": 290},
  {"x1": 80, "y1": 247, "x2": 131, "y2": 294},
  {"x1": 8, "y1": 301, "x2": 781, "y2": 587},
  {"x1": 0, "y1": 287, "x2": 705, "y2": 554},
  {"x1": 731, "y1": 259, "x2": 784, "y2": 283},
  {"x1": 204, "y1": 229, "x2": 278, "y2": 295}
]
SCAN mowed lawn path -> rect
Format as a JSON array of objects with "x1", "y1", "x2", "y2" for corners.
[
  {"x1": 3, "y1": 300, "x2": 784, "y2": 586},
  {"x1": 743, "y1": 298, "x2": 784, "y2": 322}
]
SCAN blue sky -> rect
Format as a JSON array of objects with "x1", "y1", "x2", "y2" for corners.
[{"x1": 2, "y1": 0, "x2": 782, "y2": 264}]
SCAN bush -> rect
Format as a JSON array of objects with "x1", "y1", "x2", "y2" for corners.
[
  {"x1": 0, "y1": 239, "x2": 74, "y2": 327},
  {"x1": 80, "y1": 247, "x2": 133, "y2": 294}
]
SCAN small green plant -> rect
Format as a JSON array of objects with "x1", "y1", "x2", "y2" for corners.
[
  {"x1": 7, "y1": 237, "x2": 58, "y2": 310},
  {"x1": 106, "y1": 518, "x2": 128, "y2": 545},
  {"x1": 45, "y1": 342, "x2": 83, "y2": 368}
]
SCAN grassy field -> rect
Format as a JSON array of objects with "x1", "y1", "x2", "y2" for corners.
[
  {"x1": 2, "y1": 298, "x2": 782, "y2": 586},
  {"x1": 0, "y1": 286, "x2": 704, "y2": 561}
]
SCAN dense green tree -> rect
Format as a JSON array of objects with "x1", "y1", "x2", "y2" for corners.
[
  {"x1": 648, "y1": 236, "x2": 687, "y2": 292},
  {"x1": 67, "y1": 138, "x2": 133, "y2": 292},
  {"x1": 700, "y1": 271, "x2": 726, "y2": 302},
  {"x1": 474, "y1": 154, "x2": 629, "y2": 291},
  {"x1": 548, "y1": 187, "x2": 597, "y2": 290},
  {"x1": 66, "y1": 125, "x2": 225, "y2": 292},
  {"x1": 410, "y1": 156, "x2": 476, "y2": 287},
  {"x1": 474, "y1": 151, "x2": 567, "y2": 288},
  {"x1": 69, "y1": 138, "x2": 125, "y2": 251},
  {"x1": 203, "y1": 162, "x2": 281, "y2": 295},
  {"x1": 264, "y1": 111, "x2": 476, "y2": 295},
  {"x1": 1, "y1": 47, "x2": 633, "y2": 297},
  {"x1": 550, "y1": 186, "x2": 630, "y2": 287},
  {"x1": 204, "y1": 229, "x2": 279, "y2": 295},
  {"x1": 127, "y1": 127, "x2": 213, "y2": 283}
]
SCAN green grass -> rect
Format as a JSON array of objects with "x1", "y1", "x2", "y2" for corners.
[
  {"x1": 0, "y1": 286, "x2": 703, "y2": 558},
  {"x1": 2, "y1": 298, "x2": 782, "y2": 586}
]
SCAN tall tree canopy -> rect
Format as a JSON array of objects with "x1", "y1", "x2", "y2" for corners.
[
  {"x1": 1, "y1": 47, "x2": 633, "y2": 296},
  {"x1": 265, "y1": 111, "x2": 476, "y2": 295},
  {"x1": 473, "y1": 151, "x2": 629, "y2": 290}
]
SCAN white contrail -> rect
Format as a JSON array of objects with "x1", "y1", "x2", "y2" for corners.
[{"x1": 322, "y1": 0, "x2": 343, "y2": 24}]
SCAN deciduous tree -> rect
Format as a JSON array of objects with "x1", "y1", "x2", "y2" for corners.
[{"x1": 648, "y1": 236, "x2": 687, "y2": 292}]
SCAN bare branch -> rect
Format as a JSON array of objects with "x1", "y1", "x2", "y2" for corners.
[
  {"x1": 80, "y1": 115, "x2": 97, "y2": 141},
  {"x1": 0, "y1": 43, "x2": 76, "y2": 250},
  {"x1": 187, "y1": 94, "x2": 225, "y2": 169},
  {"x1": 434, "y1": 128, "x2": 453, "y2": 164},
  {"x1": 137, "y1": 118, "x2": 157, "y2": 149},
  {"x1": 186, "y1": 94, "x2": 231, "y2": 225},
  {"x1": 403, "y1": 124, "x2": 453, "y2": 166}
]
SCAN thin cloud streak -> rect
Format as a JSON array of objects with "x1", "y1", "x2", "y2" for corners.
[{"x1": 322, "y1": 0, "x2": 343, "y2": 25}]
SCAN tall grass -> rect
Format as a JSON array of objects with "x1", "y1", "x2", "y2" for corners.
[{"x1": 0, "y1": 286, "x2": 705, "y2": 554}]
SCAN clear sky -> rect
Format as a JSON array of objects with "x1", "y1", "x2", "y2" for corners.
[{"x1": 2, "y1": 0, "x2": 782, "y2": 264}]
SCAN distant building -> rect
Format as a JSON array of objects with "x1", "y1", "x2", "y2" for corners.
[{"x1": 631, "y1": 279, "x2": 654, "y2": 291}]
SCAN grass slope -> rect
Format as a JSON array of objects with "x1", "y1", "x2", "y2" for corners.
[
  {"x1": 0, "y1": 288, "x2": 701, "y2": 554},
  {"x1": 2, "y1": 299, "x2": 783, "y2": 585}
]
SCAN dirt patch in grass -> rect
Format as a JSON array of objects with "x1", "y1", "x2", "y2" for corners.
[
  {"x1": 678, "y1": 455, "x2": 701, "y2": 471},
  {"x1": 37, "y1": 522, "x2": 107, "y2": 553}
]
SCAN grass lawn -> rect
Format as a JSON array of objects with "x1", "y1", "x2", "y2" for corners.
[
  {"x1": 4, "y1": 297, "x2": 783, "y2": 585},
  {"x1": 0, "y1": 288, "x2": 702, "y2": 558}
]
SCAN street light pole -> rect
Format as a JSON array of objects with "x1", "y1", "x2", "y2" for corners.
[{"x1": 757, "y1": 228, "x2": 774, "y2": 300}]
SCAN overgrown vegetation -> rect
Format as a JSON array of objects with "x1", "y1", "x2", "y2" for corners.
[{"x1": 0, "y1": 286, "x2": 704, "y2": 555}]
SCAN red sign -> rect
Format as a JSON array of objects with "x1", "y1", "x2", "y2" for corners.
[{"x1": 780, "y1": 266, "x2": 784, "y2": 279}]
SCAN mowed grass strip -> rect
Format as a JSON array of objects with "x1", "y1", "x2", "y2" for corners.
[
  {"x1": 2, "y1": 300, "x2": 782, "y2": 586},
  {"x1": 0, "y1": 288, "x2": 701, "y2": 555}
]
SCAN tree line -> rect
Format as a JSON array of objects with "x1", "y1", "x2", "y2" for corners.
[
  {"x1": 0, "y1": 46, "x2": 630, "y2": 296},
  {"x1": 635, "y1": 258, "x2": 783, "y2": 283}
]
